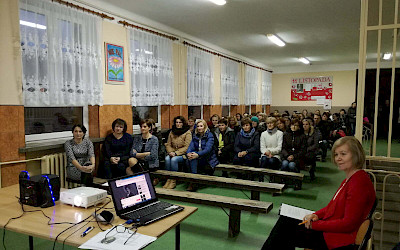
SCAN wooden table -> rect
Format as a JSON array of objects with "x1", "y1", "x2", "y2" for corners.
[{"x1": 0, "y1": 185, "x2": 197, "y2": 250}]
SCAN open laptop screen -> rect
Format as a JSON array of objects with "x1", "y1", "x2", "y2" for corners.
[{"x1": 109, "y1": 173, "x2": 157, "y2": 211}]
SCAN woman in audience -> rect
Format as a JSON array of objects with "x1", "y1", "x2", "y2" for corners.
[
  {"x1": 302, "y1": 109, "x2": 308, "y2": 118},
  {"x1": 260, "y1": 117, "x2": 283, "y2": 170},
  {"x1": 127, "y1": 119, "x2": 159, "y2": 175},
  {"x1": 233, "y1": 118, "x2": 261, "y2": 167},
  {"x1": 188, "y1": 116, "x2": 196, "y2": 134},
  {"x1": 303, "y1": 118, "x2": 320, "y2": 180},
  {"x1": 64, "y1": 124, "x2": 95, "y2": 186},
  {"x1": 214, "y1": 118, "x2": 235, "y2": 165},
  {"x1": 228, "y1": 116, "x2": 241, "y2": 135},
  {"x1": 277, "y1": 117, "x2": 288, "y2": 132},
  {"x1": 103, "y1": 119, "x2": 133, "y2": 179},
  {"x1": 235, "y1": 113, "x2": 243, "y2": 126},
  {"x1": 186, "y1": 119, "x2": 219, "y2": 191},
  {"x1": 262, "y1": 136, "x2": 376, "y2": 250},
  {"x1": 281, "y1": 118, "x2": 306, "y2": 173},
  {"x1": 209, "y1": 114, "x2": 220, "y2": 133},
  {"x1": 163, "y1": 116, "x2": 192, "y2": 189}
]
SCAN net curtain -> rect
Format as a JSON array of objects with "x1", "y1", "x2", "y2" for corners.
[
  {"x1": 262, "y1": 71, "x2": 272, "y2": 105},
  {"x1": 245, "y1": 66, "x2": 258, "y2": 105},
  {"x1": 220, "y1": 58, "x2": 239, "y2": 105}
]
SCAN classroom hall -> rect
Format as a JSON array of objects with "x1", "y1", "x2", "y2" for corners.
[{"x1": 0, "y1": 0, "x2": 399, "y2": 249}]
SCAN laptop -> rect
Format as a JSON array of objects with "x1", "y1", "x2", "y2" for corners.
[{"x1": 108, "y1": 172, "x2": 184, "y2": 226}]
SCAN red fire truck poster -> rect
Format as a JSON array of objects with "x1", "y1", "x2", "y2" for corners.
[{"x1": 291, "y1": 76, "x2": 333, "y2": 101}]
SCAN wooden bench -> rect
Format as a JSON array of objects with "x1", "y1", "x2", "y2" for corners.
[
  {"x1": 215, "y1": 164, "x2": 304, "y2": 190},
  {"x1": 155, "y1": 188, "x2": 273, "y2": 237},
  {"x1": 152, "y1": 170, "x2": 285, "y2": 199}
]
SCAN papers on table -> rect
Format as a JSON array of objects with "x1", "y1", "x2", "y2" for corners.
[
  {"x1": 79, "y1": 228, "x2": 156, "y2": 250},
  {"x1": 279, "y1": 203, "x2": 315, "y2": 221}
]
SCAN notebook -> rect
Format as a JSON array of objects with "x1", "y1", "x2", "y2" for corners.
[{"x1": 108, "y1": 172, "x2": 184, "y2": 226}]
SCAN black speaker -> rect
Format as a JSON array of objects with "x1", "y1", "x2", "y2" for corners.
[{"x1": 19, "y1": 171, "x2": 60, "y2": 208}]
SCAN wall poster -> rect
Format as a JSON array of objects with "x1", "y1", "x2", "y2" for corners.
[
  {"x1": 291, "y1": 76, "x2": 333, "y2": 101},
  {"x1": 105, "y1": 43, "x2": 124, "y2": 84}
]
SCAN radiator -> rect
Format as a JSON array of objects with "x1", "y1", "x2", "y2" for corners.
[{"x1": 41, "y1": 153, "x2": 71, "y2": 188}]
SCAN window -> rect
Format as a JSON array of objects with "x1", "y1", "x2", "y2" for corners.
[
  {"x1": 25, "y1": 107, "x2": 88, "y2": 142},
  {"x1": 222, "y1": 106, "x2": 230, "y2": 118},
  {"x1": 132, "y1": 106, "x2": 160, "y2": 131},
  {"x1": 245, "y1": 106, "x2": 250, "y2": 114},
  {"x1": 188, "y1": 106, "x2": 202, "y2": 119}
]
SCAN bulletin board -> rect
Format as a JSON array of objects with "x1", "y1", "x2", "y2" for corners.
[{"x1": 291, "y1": 76, "x2": 333, "y2": 101}]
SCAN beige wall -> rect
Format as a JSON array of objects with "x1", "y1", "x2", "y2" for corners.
[
  {"x1": 271, "y1": 70, "x2": 357, "y2": 107},
  {"x1": 102, "y1": 21, "x2": 131, "y2": 105},
  {"x1": 213, "y1": 55, "x2": 221, "y2": 105},
  {"x1": 0, "y1": 0, "x2": 22, "y2": 105}
]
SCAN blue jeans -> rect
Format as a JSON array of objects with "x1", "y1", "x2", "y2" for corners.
[
  {"x1": 260, "y1": 156, "x2": 281, "y2": 170},
  {"x1": 165, "y1": 155, "x2": 184, "y2": 172},
  {"x1": 281, "y1": 160, "x2": 299, "y2": 173},
  {"x1": 188, "y1": 158, "x2": 209, "y2": 174}
]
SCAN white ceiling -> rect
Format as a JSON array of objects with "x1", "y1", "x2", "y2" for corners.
[{"x1": 81, "y1": 0, "x2": 365, "y2": 71}]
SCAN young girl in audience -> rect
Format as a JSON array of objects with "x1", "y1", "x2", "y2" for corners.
[
  {"x1": 64, "y1": 124, "x2": 95, "y2": 186},
  {"x1": 277, "y1": 117, "x2": 288, "y2": 132},
  {"x1": 233, "y1": 118, "x2": 261, "y2": 167},
  {"x1": 235, "y1": 113, "x2": 243, "y2": 126},
  {"x1": 127, "y1": 119, "x2": 159, "y2": 175},
  {"x1": 209, "y1": 114, "x2": 220, "y2": 133},
  {"x1": 228, "y1": 116, "x2": 241, "y2": 135},
  {"x1": 303, "y1": 118, "x2": 320, "y2": 180},
  {"x1": 214, "y1": 118, "x2": 235, "y2": 164},
  {"x1": 186, "y1": 120, "x2": 219, "y2": 191},
  {"x1": 260, "y1": 117, "x2": 283, "y2": 170},
  {"x1": 281, "y1": 119, "x2": 306, "y2": 173},
  {"x1": 103, "y1": 119, "x2": 133, "y2": 179},
  {"x1": 163, "y1": 116, "x2": 192, "y2": 189}
]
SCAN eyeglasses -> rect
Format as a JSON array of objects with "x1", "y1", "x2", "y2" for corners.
[{"x1": 103, "y1": 224, "x2": 138, "y2": 245}]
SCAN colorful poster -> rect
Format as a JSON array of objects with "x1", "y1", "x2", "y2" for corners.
[
  {"x1": 106, "y1": 43, "x2": 124, "y2": 84},
  {"x1": 291, "y1": 76, "x2": 333, "y2": 101}
]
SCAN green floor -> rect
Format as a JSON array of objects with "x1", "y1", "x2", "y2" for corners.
[{"x1": 2, "y1": 140, "x2": 399, "y2": 250}]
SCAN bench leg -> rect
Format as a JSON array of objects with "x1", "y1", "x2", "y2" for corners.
[
  {"x1": 228, "y1": 209, "x2": 241, "y2": 237},
  {"x1": 294, "y1": 180, "x2": 302, "y2": 190},
  {"x1": 251, "y1": 191, "x2": 260, "y2": 200}
]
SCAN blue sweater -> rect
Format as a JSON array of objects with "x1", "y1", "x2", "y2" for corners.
[{"x1": 187, "y1": 129, "x2": 219, "y2": 168}]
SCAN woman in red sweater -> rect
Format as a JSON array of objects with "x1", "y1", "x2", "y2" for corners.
[{"x1": 262, "y1": 136, "x2": 376, "y2": 250}]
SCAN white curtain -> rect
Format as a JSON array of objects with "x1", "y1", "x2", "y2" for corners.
[
  {"x1": 129, "y1": 29, "x2": 173, "y2": 106},
  {"x1": 245, "y1": 66, "x2": 258, "y2": 105},
  {"x1": 187, "y1": 47, "x2": 213, "y2": 105},
  {"x1": 220, "y1": 58, "x2": 239, "y2": 105},
  {"x1": 262, "y1": 71, "x2": 272, "y2": 105},
  {"x1": 19, "y1": 0, "x2": 103, "y2": 107}
]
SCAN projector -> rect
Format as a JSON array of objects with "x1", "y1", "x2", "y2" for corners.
[{"x1": 60, "y1": 187, "x2": 107, "y2": 209}]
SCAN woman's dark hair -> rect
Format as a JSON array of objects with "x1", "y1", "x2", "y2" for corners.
[
  {"x1": 210, "y1": 114, "x2": 220, "y2": 121},
  {"x1": 112, "y1": 118, "x2": 127, "y2": 133},
  {"x1": 322, "y1": 112, "x2": 330, "y2": 118},
  {"x1": 291, "y1": 118, "x2": 300, "y2": 126},
  {"x1": 218, "y1": 118, "x2": 228, "y2": 125},
  {"x1": 173, "y1": 116, "x2": 188, "y2": 127},
  {"x1": 72, "y1": 124, "x2": 87, "y2": 138},
  {"x1": 140, "y1": 119, "x2": 153, "y2": 128},
  {"x1": 340, "y1": 109, "x2": 346, "y2": 114},
  {"x1": 241, "y1": 117, "x2": 252, "y2": 127},
  {"x1": 236, "y1": 113, "x2": 243, "y2": 120},
  {"x1": 188, "y1": 116, "x2": 196, "y2": 122}
]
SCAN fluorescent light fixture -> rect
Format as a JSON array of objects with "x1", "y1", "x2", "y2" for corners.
[
  {"x1": 209, "y1": 0, "x2": 226, "y2": 5},
  {"x1": 20, "y1": 20, "x2": 46, "y2": 30},
  {"x1": 267, "y1": 34, "x2": 285, "y2": 47},
  {"x1": 298, "y1": 57, "x2": 310, "y2": 64},
  {"x1": 383, "y1": 52, "x2": 392, "y2": 60}
]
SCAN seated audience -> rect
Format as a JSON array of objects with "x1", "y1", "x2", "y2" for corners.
[
  {"x1": 303, "y1": 118, "x2": 320, "y2": 180},
  {"x1": 262, "y1": 136, "x2": 376, "y2": 250},
  {"x1": 233, "y1": 118, "x2": 261, "y2": 167},
  {"x1": 186, "y1": 119, "x2": 219, "y2": 191},
  {"x1": 103, "y1": 118, "x2": 133, "y2": 179},
  {"x1": 163, "y1": 116, "x2": 192, "y2": 189},
  {"x1": 214, "y1": 118, "x2": 235, "y2": 164},
  {"x1": 64, "y1": 124, "x2": 95, "y2": 186},
  {"x1": 127, "y1": 119, "x2": 159, "y2": 175},
  {"x1": 281, "y1": 119, "x2": 306, "y2": 173},
  {"x1": 260, "y1": 117, "x2": 283, "y2": 170}
]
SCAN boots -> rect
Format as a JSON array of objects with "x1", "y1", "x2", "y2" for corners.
[
  {"x1": 186, "y1": 182, "x2": 197, "y2": 192},
  {"x1": 168, "y1": 179, "x2": 176, "y2": 189},
  {"x1": 163, "y1": 179, "x2": 171, "y2": 189}
]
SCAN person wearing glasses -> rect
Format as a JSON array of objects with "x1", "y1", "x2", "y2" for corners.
[{"x1": 281, "y1": 119, "x2": 306, "y2": 173}]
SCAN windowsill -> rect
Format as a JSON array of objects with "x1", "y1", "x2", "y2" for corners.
[{"x1": 19, "y1": 137, "x2": 105, "y2": 153}]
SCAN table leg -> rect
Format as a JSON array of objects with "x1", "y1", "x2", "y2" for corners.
[
  {"x1": 29, "y1": 235, "x2": 33, "y2": 250},
  {"x1": 175, "y1": 224, "x2": 180, "y2": 250}
]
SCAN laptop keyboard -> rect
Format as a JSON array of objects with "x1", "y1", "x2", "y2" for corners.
[{"x1": 125, "y1": 201, "x2": 172, "y2": 219}]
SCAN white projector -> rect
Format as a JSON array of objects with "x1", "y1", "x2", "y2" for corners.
[{"x1": 60, "y1": 187, "x2": 107, "y2": 209}]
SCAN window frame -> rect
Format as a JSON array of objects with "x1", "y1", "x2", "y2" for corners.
[
  {"x1": 132, "y1": 105, "x2": 161, "y2": 134},
  {"x1": 188, "y1": 105, "x2": 203, "y2": 120}
]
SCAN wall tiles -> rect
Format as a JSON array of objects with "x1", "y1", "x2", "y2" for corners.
[
  {"x1": 98, "y1": 105, "x2": 133, "y2": 137},
  {"x1": 161, "y1": 105, "x2": 170, "y2": 129},
  {"x1": 88, "y1": 105, "x2": 100, "y2": 138}
]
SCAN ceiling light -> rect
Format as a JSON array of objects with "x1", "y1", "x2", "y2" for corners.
[
  {"x1": 267, "y1": 34, "x2": 285, "y2": 47},
  {"x1": 209, "y1": 0, "x2": 226, "y2": 5},
  {"x1": 20, "y1": 20, "x2": 46, "y2": 30},
  {"x1": 298, "y1": 57, "x2": 310, "y2": 64},
  {"x1": 383, "y1": 52, "x2": 392, "y2": 60}
]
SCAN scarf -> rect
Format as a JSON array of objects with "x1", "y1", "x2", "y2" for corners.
[
  {"x1": 172, "y1": 125, "x2": 189, "y2": 136},
  {"x1": 267, "y1": 127, "x2": 277, "y2": 135},
  {"x1": 240, "y1": 127, "x2": 255, "y2": 138}
]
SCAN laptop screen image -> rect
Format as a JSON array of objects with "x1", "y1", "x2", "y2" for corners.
[{"x1": 109, "y1": 173, "x2": 157, "y2": 213}]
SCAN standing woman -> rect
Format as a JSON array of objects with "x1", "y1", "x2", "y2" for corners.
[
  {"x1": 127, "y1": 119, "x2": 159, "y2": 175},
  {"x1": 303, "y1": 118, "x2": 320, "y2": 180},
  {"x1": 281, "y1": 119, "x2": 306, "y2": 173},
  {"x1": 262, "y1": 137, "x2": 376, "y2": 250},
  {"x1": 103, "y1": 118, "x2": 133, "y2": 179},
  {"x1": 64, "y1": 124, "x2": 95, "y2": 186},
  {"x1": 233, "y1": 118, "x2": 261, "y2": 167},
  {"x1": 260, "y1": 117, "x2": 283, "y2": 170},
  {"x1": 186, "y1": 120, "x2": 219, "y2": 191},
  {"x1": 164, "y1": 116, "x2": 192, "y2": 189},
  {"x1": 347, "y1": 102, "x2": 357, "y2": 135}
]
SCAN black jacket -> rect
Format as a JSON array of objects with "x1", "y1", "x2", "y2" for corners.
[{"x1": 281, "y1": 130, "x2": 307, "y2": 164}]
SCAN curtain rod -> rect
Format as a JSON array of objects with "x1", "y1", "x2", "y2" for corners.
[
  {"x1": 118, "y1": 20, "x2": 179, "y2": 41},
  {"x1": 183, "y1": 41, "x2": 273, "y2": 73},
  {"x1": 51, "y1": 0, "x2": 114, "y2": 20}
]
